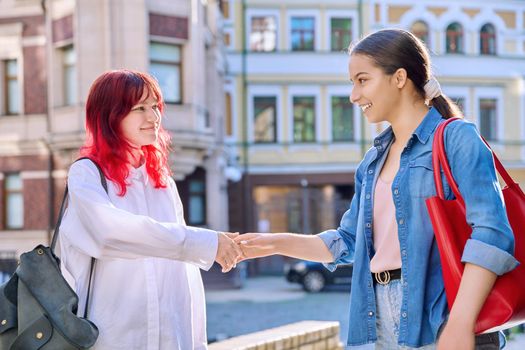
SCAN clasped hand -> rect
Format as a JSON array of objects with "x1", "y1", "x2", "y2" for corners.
[{"x1": 215, "y1": 232, "x2": 275, "y2": 273}]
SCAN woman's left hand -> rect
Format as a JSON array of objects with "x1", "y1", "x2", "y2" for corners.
[{"x1": 436, "y1": 322, "x2": 475, "y2": 350}]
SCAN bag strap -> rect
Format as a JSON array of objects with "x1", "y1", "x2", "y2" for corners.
[
  {"x1": 50, "y1": 157, "x2": 108, "y2": 319},
  {"x1": 432, "y1": 117, "x2": 516, "y2": 205}
]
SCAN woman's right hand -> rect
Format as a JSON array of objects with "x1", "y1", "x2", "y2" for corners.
[{"x1": 234, "y1": 233, "x2": 278, "y2": 261}]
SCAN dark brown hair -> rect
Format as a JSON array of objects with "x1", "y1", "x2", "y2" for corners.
[{"x1": 349, "y1": 29, "x2": 462, "y2": 119}]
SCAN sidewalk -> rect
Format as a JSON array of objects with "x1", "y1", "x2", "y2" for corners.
[{"x1": 206, "y1": 276, "x2": 525, "y2": 348}]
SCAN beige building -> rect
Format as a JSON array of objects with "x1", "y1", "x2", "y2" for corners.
[
  {"x1": 222, "y1": 0, "x2": 525, "y2": 273},
  {"x1": 0, "y1": 0, "x2": 229, "y2": 277}
]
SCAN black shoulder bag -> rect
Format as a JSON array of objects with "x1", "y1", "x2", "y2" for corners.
[{"x1": 0, "y1": 158, "x2": 107, "y2": 349}]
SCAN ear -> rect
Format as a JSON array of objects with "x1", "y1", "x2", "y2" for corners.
[{"x1": 392, "y1": 68, "x2": 408, "y2": 89}]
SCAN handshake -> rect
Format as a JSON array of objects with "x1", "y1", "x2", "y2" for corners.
[{"x1": 214, "y1": 232, "x2": 274, "y2": 273}]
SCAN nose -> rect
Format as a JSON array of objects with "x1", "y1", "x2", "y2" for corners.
[
  {"x1": 147, "y1": 108, "x2": 160, "y2": 123},
  {"x1": 350, "y1": 86, "x2": 360, "y2": 104}
]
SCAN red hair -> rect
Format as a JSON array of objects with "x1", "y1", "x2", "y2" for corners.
[{"x1": 80, "y1": 69, "x2": 172, "y2": 196}]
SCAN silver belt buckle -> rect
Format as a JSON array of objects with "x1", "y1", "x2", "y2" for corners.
[{"x1": 375, "y1": 270, "x2": 391, "y2": 285}]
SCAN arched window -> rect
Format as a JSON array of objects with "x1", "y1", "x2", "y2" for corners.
[
  {"x1": 480, "y1": 23, "x2": 496, "y2": 55},
  {"x1": 446, "y1": 22, "x2": 463, "y2": 54},
  {"x1": 411, "y1": 20, "x2": 429, "y2": 44}
]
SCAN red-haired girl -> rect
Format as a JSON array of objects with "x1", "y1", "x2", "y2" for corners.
[{"x1": 58, "y1": 69, "x2": 241, "y2": 349}]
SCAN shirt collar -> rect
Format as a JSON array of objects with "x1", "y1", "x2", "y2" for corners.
[
  {"x1": 372, "y1": 107, "x2": 444, "y2": 147},
  {"x1": 412, "y1": 107, "x2": 444, "y2": 144},
  {"x1": 129, "y1": 163, "x2": 150, "y2": 186}
]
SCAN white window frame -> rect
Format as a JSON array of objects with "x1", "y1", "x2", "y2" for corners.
[
  {"x1": 246, "y1": 9, "x2": 280, "y2": 52},
  {"x1": 326, "y1": 85, "x2": 360, "y2": 147},
  {"x1": 473, "y1": 87, "x2": 504, "y2": 143},
  {"x1": 325, "y1": 10, "x2": 358, "y2": 52},
  {"x1": 1, "y1": 57, "x2": 23, "y2": 116},
  {"x1": 471, "y1": 9, "x2": 506, "y2": 56},
  {"x1": 247, "y1": 85, "x2": 282, "y2": 147},
  {"x1": 398, "y1": 4, "x2": 438, "y2": 52},
  {"x1": 288, "y1": 85, "x2": 321, "y2": 147},
  {"x1": 286, "y1": 9, "x2": 320, "y2": 52},
  {"x1": 442, "y1": 85, "x2": 471, "y2": 120}
]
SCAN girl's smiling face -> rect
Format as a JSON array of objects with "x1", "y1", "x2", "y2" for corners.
[
  {"x1": 348, "y1": 54, "x2": 401, "y2": 124},
  {"x1": 120, "y1": 89, "x2": 161, "y2": 149}
]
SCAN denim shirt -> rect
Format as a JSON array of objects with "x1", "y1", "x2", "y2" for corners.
[{"x1": 318, "y1": 107, "x2": 519, "y2": 348}]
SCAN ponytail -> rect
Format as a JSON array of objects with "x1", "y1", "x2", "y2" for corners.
[{"x1": 430, "y1": 95, "x2": 464, "y2": 119}]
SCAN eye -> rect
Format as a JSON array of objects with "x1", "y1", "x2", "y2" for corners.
[
  {"x1": 132, "y1": 106, "x2": 145, "y2": 112},
  {"x1": 358, "y1": 78, "x2": 366, "y2": 85},
  {"x1": 152, "y1": 104, "x2": 159, "y2": 110}
]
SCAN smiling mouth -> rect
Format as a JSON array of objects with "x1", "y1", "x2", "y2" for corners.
[{"x1": 361, "y1": 103, "x2": 372, "y2": 112}]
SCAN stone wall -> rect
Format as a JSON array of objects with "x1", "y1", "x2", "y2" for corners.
[{"x1": 209, "y1": 321, "x2": 344, "y2": 350}]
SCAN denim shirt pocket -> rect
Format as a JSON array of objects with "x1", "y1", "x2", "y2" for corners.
[{"x1": 408, "y1": 155, "x2": 452, "y2": 199}]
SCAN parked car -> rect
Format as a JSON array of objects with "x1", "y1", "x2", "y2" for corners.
[{"x1": 284, "y1": 260, "x2": 353, "y2": 292}]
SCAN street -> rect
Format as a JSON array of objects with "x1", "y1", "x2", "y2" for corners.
[{"x1": 206, "y1": 276, "x2": 525, "y2": 348}]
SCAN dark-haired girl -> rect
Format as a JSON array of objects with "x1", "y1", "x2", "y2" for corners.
[
  {"x1": 58, "y1": 70, "x2": 241, "y2": 349},
  {"x1": 236, "y1": 29, "x2": 518, "y2": 350}
]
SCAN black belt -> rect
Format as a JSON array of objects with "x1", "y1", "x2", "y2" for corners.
[{"x1": 372, "y1": 268, "x2": 402, "y2": 285}]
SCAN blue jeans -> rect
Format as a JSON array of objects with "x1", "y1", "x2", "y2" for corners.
[{"x1": 375, "y1": 280, "x2": 500, "y2": 349}]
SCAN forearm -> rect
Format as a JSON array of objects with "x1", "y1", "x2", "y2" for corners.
[
  {"x1": 447, "y1": 263, "x2": 497, "y2": 328},
  {"x1": 273, "y1": 233, "x2": 334, "y2": 263}
]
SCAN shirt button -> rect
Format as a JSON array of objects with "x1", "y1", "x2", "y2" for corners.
[
  {"x1": 399, "y1": 218, "x2": 404, "y2": 225},
  {"x1": 402, "y1": 312, "x2": 407, "y2": 318},
  {"x1": 366, "y1": 223, "x2": 371, "y2": 228},
  {"x1": 368, "y1": 170, "x2": 374, "y2": 174},
  {"x1": 402, "y1": 250, "x2": 407, "y2": 256},
  {"x1": 369, "y1": 311, "x2": 374, "y2": 317},
  {"x1": 365, "y1": 194, "x2": 371, "y2": 199},
  {"x1": 394, "y1": 189, "x2": 399, "y2": 195},
  {"x1": 377, "y1": 145, "x2": 383, "y2": 150}
]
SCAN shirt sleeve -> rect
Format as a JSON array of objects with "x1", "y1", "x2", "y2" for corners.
[
  {"x1": 317, "y1": 164, "x2": 363, "y2": 272},
  {"x1": 445, "y1": 120, "x2": 519, "y2": 275},
  {"x1": 62, "y1": 160, "x2": 219, "y2": 270}
]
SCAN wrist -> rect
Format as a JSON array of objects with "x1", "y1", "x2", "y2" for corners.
[{"x1": 446, "y1": 312, "x2": 476, "y2": 331}]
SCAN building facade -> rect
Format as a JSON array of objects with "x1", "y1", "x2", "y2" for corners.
[
  {"x1": 222, "y1": 0, "x2": 525, "y2": 273},
  {"x1": 0, "y1": 0, "x2": 230, "y2": 279}
]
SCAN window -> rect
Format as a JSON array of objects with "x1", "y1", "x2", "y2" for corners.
[
  {"x1": 291, "y1": 17, "x2": 315, "y2": 51},
  {"x1": 449, "y1": 97, "x2": 465, "y2": 114},
  {"x1": 411, "y1": 21, "x2": 429, "y2": 44},
  {"x1": 225, "y1": 92, "x2": 233, "y2": 137},
  {"x1": 446, "y1": 22, "x2": 464, "y2": 54},
  {"x1": 332, "y1": 96, "x2": 354, "y2": 142},
  {"x1": 220, "y1": 0, "x2": 230, "y2": 19},
  {"x1": 4, "y1": 173, "x2": 23, "y2": 229},
  {"x1": 188, "y1": 180, "x2": 206, "y2": 225},
  {"x1": 4, "y1": 60, "x2": 19, "y2": 115},
  {"x1": 480, "y1": 23, "x2": 496, "y2": 55},
  {"x1": 250, "y1": 16, "x2": 277, "y2": 52},
  {"x1": 149, "y1": 42, "x2": 182, "y2": 103},
  {"x1": 254, "y1": 96, "x2": 277, "y2": 143},
  {"x1": 479, "y1": 98, "x2": 497, "y2": 141},
  {"x1": 293, "y1": 96, "x2": 315, "y2": 142},
  {"x1": 331, "y1": 18, "x2": 352, "y2": 51},
  {"x1": 63, "y1": 46, "x2": 77, "y2": 105}
]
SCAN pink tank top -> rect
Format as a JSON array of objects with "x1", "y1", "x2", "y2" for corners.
[{"x1": 370, "y1": 176, "x2": 402, "y2": 273}]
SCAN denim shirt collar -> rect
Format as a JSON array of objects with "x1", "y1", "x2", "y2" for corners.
[
  {"x1": 372, "y1": 107, "x2": 443, "y2": 147},
  {"x1": 413, "y1": 107, "x2": 443, "y2": 144}
]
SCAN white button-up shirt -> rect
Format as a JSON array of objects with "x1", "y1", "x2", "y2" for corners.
[{"x1": 57, "y1": 159, "x2": 218, "y2": 349}]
